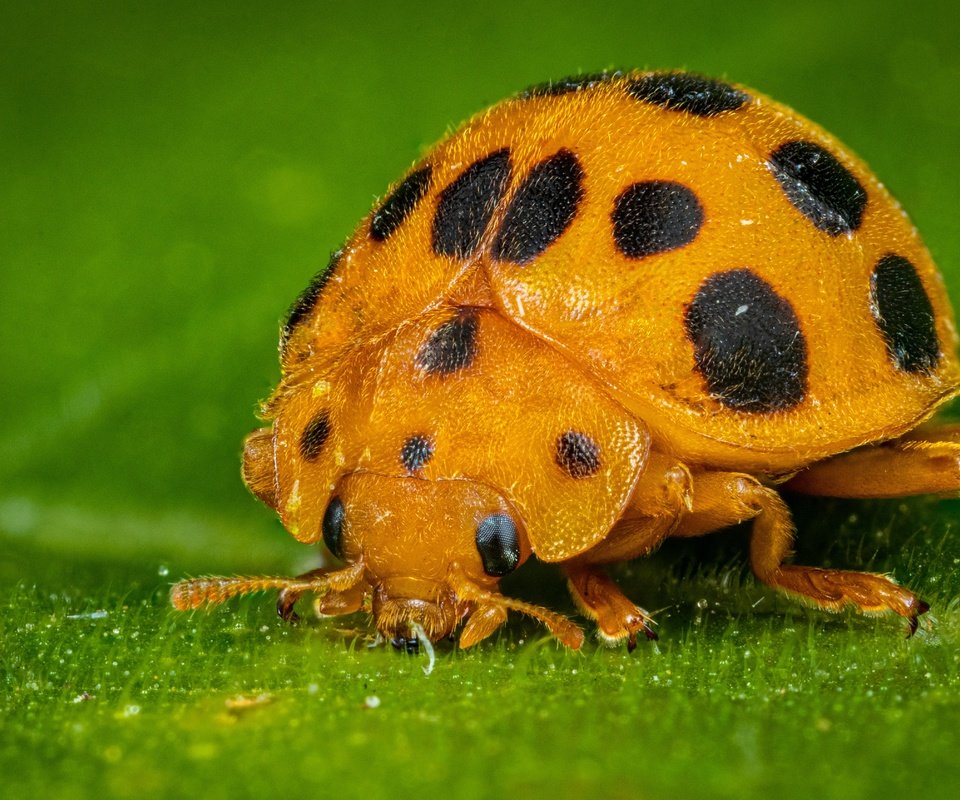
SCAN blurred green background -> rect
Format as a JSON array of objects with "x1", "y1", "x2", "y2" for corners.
[{"x1": 2, "y1": 2, "x2": 959, "y2": 799}]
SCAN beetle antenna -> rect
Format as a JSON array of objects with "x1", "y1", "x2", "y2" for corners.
[
  {"x1": 171, "y1": 576, "x2": 317, "y2": 610},
  {"x1": 171, "y1": 561, "x2": 364, "y2": 610}
]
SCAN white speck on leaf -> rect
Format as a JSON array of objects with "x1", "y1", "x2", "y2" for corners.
[{"x1": 67, "y1": 610, "x2": 108, "y2": 620}]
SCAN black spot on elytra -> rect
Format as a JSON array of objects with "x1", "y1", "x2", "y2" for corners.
[
  {"x1": 555, "y1": 431, "x2": 601, "y2": 478},
  {"x1": 491, "y1": 149, "x2": 584, "y2": 264},
  {"x1": 400, "y1": 434, "x2": 434, "y2": 472},
  {"x1": 519, "y1": 71, "x2": 622, "y2": 98},
  {"x1": 370, "y1": 165, "x2": 432, "y2": 242},
  {"x1": 432, "y1": 149, "x2": 511, "y2": 259},
  {"x1": 627, "y1": 72, "x2": 749, "y2": 117},
  {"x1": 871, "y1": 254, "x2": 940, "y2": 374},
  {"x1": 282, "y1": 250, "x2": 342, "y2": 346},
  {"x1": 475, "y1": 514, "x2": 520, "y2": 576},
  {"x1": 685, "y1": 269, "x2": 807, "y2": 412},
  {"x1": 769, "y1": 140, "x2": 867, "y2": 236},
  {"x1": 415, "y1": 309, "x2": 479, "y2": 375},
  {"x1": 612, "y1": 181, "x2": 704, "y2": 258},
  {"x1": 300, "y1": 410, "x2": 332, "y2": 461}
]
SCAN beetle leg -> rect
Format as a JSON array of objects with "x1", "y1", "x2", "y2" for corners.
[
  {"x1": 458, "y1": 604, "x2": 509, "y2": 648},
  {"x1": 448, "y1": 566, "x2": 585, "y2": 649},
  {"x1": 783, "y1": 430, "x2": 960, "y2": 498},
  {"x1": 565, "y1": 564, "x2": 657, "y2": 649},
  {"x1": 682, "y1": 473, "x2": 928, "y2": 634},
  {"x1": 278, "y1": 569, "x2": 368, "y2": 622},
  {"x1": 591, "y1": 456, "x2": 693, "y2": 562},
  {"x1": 313, "y1": 581, "x2": 367, "y2": 618},
  {"x1": 277, "y1": 567, "x2": 332, "y2": 622},
  {"x1": 558, "y1": 458, "x2": 691, "y2": 648}
]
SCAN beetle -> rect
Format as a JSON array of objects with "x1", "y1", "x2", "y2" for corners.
[{"x1": 172, "y1": 71, "x2": 960, "y2": 650}]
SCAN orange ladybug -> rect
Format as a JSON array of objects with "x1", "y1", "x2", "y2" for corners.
[{"x1": 172, "y1": 71, "x2": 960, "y2": 651}]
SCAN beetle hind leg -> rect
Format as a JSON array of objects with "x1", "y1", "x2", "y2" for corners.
[
  {"x1": 784, "y1": 425, "x2": 960, "y2": 499},
  {"x1": 735, "y1": 477, "x2": 929, "y2": 634}
]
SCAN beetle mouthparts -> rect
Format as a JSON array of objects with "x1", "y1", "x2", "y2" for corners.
[
  {"x1": 390, "y1": 636, "x2": 420, "y2": 655},
  {"x1": 373, "y1": 595, "x2": 455, "y2": 643}
]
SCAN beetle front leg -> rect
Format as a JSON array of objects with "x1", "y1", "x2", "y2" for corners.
[
  {"x1": 458, "y1": 604, "x2": 509, "y2": 649},
  {"x1": 277, "y1": 568, "x2": 330, "y2": 622},
  {"x1": 562, "y1": 458, "x2": 691, "y2": 648},
  {"x1": 447, "y1": 566, "x2": 584, "y2": 649},
  {"x1": 274, "y1": 565, "x2": 367, "y2": 623},
  {"x1": 565, "y1": 563, "x2": 657, "y2": 650}
]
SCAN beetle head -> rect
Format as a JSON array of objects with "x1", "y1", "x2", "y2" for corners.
[
  {"x1": 326, "y1": 473, "x2": 528, "y2": 643},
  {"x1": 172, "y1": 472, "x2": 583, "y2": 649}
]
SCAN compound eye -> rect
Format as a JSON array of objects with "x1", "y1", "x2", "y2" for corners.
[
  {"x1": 322, "y1": 497, "x2": 346, "y2": 559},
  {"x1": 475, "y1": 514, "x2": 520, "y2": 577}
]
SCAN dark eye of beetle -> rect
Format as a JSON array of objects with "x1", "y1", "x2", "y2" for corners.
[
  {"x1": 322, "y1": 497, "x2": 345, "y2": 559},
  {"x1": 475, "y1": 514, "x2": 520, "y2": 577}
]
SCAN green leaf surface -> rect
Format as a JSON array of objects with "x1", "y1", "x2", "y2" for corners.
[{"x1": 2, "y1": 2, "x2": 959, "y2": 798}]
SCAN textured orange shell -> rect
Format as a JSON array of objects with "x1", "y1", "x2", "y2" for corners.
[{"x1": 258, "y1": 71, "x2": 959, "y2": 562}]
